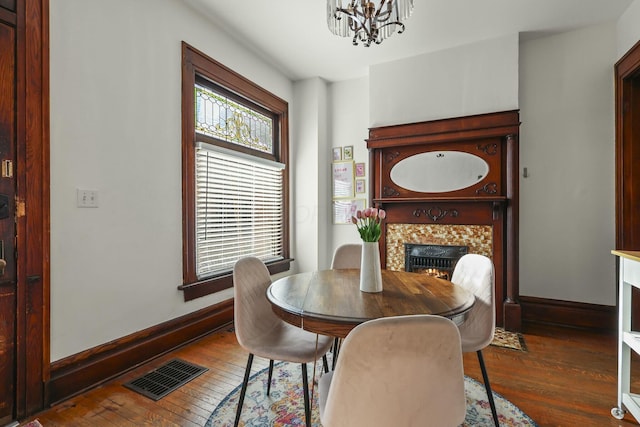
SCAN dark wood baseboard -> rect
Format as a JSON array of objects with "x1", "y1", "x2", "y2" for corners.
[
  {"x1": 46, "y1": 299, "x2": 233, "y2": 406},
  {"x1": 520, "y1": 296, "x2": 616, "y2": 331}
]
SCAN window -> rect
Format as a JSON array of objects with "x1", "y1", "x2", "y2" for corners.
[{"x1": 180, "y1": 43, "x2": 290, "y2": 301}]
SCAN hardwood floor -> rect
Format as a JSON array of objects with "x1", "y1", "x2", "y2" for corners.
[{"x1": 21, "y1": 323, "x2": 640, "y2": 426}]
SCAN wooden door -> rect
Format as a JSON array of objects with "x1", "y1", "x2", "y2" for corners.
[
  {"x1": 0, "y1": 0, "x2": 49, "y2": 422},
  {"x1": 615, "y1": 41, "x2": 640, "y2": 326},
  {"x1": 0, "y1": 16, "x2": 17, "y2": 425}
]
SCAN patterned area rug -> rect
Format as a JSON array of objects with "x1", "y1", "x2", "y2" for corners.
[
  {"x1": 205, "y1": 361, "x2": 537, "y2": 427},
  {"x1": 491, "y1": 327, "x2": 527, "y2": 352}
]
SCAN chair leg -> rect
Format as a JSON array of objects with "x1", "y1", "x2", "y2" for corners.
[
  {"x1": 332, "y1": 337, "x2": 339, "y2": 370},
  {"x1": 266, "y1": 359, "x2": 275, "y2": 396},
  {"x1": 322, "y1": 354, "x2": 329, "y2": 373},
  {"x1": 234, "y1": 353, "x2": 254, "y2": 427},
  {"x1": 301, "y1": 363, "x2": 311, "y2": 427},
  {"x1": 477, "y1": 350, "x2": 499, "y2": 426}
]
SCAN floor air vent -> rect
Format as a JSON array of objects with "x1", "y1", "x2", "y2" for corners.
[{"x1": 124, "y1": 358, "x2": 208, "y2": 400}]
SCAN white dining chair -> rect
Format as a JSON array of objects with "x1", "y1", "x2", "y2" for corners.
[
  {"x1": 232, "y1": 257, "x2": 333, "y2": 427},
  {"x1": 330, "y1": 243, "x2": 362, "y2": 270},
  {"x1": 451, "y1": 253, "x2": 500, "y2": 426},
  {"x1": 318, "y1": 314, "x2": 466, "y2": 427}
]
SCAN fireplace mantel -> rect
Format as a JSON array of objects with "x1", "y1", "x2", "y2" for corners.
[{"x1": 367, "y1": 110, "x2": 521, "y2": 331}]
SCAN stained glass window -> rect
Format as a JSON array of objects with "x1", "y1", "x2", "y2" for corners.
[{"x1": 195, "y1": 84, "x2": 273, "y2": 154}]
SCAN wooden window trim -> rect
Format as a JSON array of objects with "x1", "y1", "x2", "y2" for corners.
[{"x1": 179, "y1": 42, "x2": 291, "y2": 301}]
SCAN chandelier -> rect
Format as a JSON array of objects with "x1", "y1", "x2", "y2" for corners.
[{"x1": 327, "y1": 0, "x2": 414, "y2": 47}]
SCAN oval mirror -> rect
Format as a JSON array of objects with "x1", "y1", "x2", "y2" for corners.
[{"x1": 390, "y1": 151, "x2": 489, "y2": 193}]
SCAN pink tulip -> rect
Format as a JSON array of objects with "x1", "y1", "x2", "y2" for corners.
[{"x1": 352, "y1": 206, "x2": 386, "y2": 242}]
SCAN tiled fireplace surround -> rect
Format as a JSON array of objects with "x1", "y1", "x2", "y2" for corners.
[
  {"x1": 386, "y1": 224, "x2": 492, "y2": 272},
  {"x1": 368, "y1": 111, "x2": 521, "y2": 331}
]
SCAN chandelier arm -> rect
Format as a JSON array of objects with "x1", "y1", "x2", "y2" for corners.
[
  {"x1": 342, "y1": 11, "x2": 373, "y2": 38},
  {"x1": 335, "y1": 7, "x2": 366, "y2": 32},
  {"x1": 376, "y1": 20, "x2": 405, "y2": 34},
  {"x1": 376, "y1": 14, "x2": 393, "y2": 23},
  {"x1": 335, "y1": 7, "x2": 365, "y2": 21},
  {"x1": 351, "y1": 26, "x2": 375, "y2": 45},
  {"x1": 350, "y1": 21, "x2": 375, "y2": 46},
  {"x1": 375, "y1": 0, "x2": 393, "y2": 21},
  {"x1": 348, "y1": 17, "x2": 364, "y2": 33}
]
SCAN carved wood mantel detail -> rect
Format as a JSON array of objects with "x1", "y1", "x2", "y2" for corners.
[
  {"x1": 382, "y1": 186, "x2": 401, "y2": 197},
  {"x1": 413, "y1": 207, "x2": 459, "y2": 221},
  {"x1": 476, "y1": 183, "x2": 498, "y2": 195},
  {"x1": 477, "y1": 143, "x2": 498, "y2": 155},
  {"x1": 367, "y1": 110, "x2": 521, "y2": 331}
]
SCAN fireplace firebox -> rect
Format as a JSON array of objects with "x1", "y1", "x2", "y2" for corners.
[{"x1": 404, "y1": 244, "x2": 468, "y2": 280}]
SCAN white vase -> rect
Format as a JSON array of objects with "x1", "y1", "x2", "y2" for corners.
[{"x1": 360, "y1": 241, "x2": 383, "y2": 293}]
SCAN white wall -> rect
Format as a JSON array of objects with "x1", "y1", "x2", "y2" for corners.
[
  {"x1": 618, "y1": 0, "x2": 640, "y2": 58},
  {"x1": 49, "y1": 0, "x2": 293, "y2": 361},
  {"x1": 327, "y1": 77, "x2": 370, "y2": 264},
  {"x1": 291, "y1": 78, "x2": 331, "y2": 273},
  {"x1": 369, "y1": 34, "x2": 519, "y2": 127},
  {"x1": 519, "y1": 23, "x2": 616, "y2": 305}
]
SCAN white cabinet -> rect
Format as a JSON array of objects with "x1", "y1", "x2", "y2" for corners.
[{"x1": 612, "y1": 250, "x2": 640, "y2": 421}]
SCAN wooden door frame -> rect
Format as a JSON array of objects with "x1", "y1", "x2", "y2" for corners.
[
  {"x1": 615, "y1": 40, "x2": 640, "y2": 330},
  {"x1": 14, "y1": 0, "x2": 49, "y2": 419},
  {"x1": 615, "y1": 40, "x2": 640, "y2": 250}
]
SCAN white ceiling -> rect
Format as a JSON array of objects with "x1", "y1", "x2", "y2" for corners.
[{"x1": 182, "y1": 0, "x2": 633, "y2": 82}]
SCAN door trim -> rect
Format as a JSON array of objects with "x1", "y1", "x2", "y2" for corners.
[
  {"x1": 13, "y1": 0, "x2": 49, "y2": 419},
  {"x1": 615, "y1": 40, "x2": 640, "y2": 249},
  {"x1": 614, "y1": 40, "x2": 640, "y2": 330}
]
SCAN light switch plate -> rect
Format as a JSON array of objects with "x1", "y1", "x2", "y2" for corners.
[{"x1": 77, "y1": 189, "x2": 99, "y2": 208}]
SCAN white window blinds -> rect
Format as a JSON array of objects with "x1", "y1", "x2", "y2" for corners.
[{"x1": 195, "y1": 142, "x2": 285, "y2": 279}]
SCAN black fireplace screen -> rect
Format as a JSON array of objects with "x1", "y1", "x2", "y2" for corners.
[{"x1": 404, "y1": 244, "x2": 468, "y2": 279}]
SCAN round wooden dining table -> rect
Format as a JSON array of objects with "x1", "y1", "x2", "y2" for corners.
[{"x1": 266, "y1": 268, "x2": 475, "y2": 339}]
